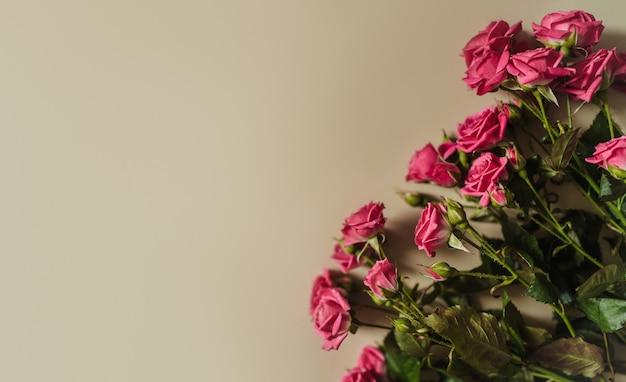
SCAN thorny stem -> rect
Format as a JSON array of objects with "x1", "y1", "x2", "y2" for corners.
[
  {"x1": 603, "y1": 102, "x2": 616, "y2": 139},
  {"x1": 603, "y1": 331, "x2": 615, "y2": 381},
  {"x1": 462, "y1": 223, "x2": 579, "y2": 336},
  {"x1": 511, "y1": 354, "x2": 575, "y2": 382},
  {"x1": 551, "y1": 302, "x2": 576, "y2": 338},
  {"x1": 519, "y1": 171, "x2": 604, "y2": 269},
  {"x1": 352, "y1": 318, "x2": 392, "y2": 330}
]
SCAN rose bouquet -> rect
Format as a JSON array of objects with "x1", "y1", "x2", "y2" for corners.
[{"x1": 309, "y1": 10, "x2": 626, "y2": 382}]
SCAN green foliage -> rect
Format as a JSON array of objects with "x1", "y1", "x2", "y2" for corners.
[
  {"x1": 394, "y1": 328, "x2": 430, "y2": 358},
  {"x1": 500, "y1": 215, "x2": 543, "y2": 267},
  {"x1": 576, "y1": 264, "x2": 623, "y2": 299},
  {"x1": 526, "y1": 273, "x2": 559, "y2": 304},
  {"x1": 599, "y1": 173, "x2": 626, "y2": 201},
  {"x1": 542, "y1": 128, "x2": 579, "y2": 179},
  {"x1": 533, "y1": 337, "x2": 605, "y2": 378},
  {"x1": 422, "y1": 305, "x2": 512, "y2": 375},
  {"x1": 579, "y1": 111, "x2": 614, "y2": 157},
  {"x1": 577, "y1": 297, "x2": 626, "y2": 332},
  {"x1": 383, "y1": 332, "x2": 423, "y2": 382}
]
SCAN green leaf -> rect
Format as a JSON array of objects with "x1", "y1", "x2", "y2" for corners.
[
  {"x1": 507, "y1": 175, "x2": 533, "y2": 215},
  {"x1": 394, "y1": 328, "x2": 429, "y2": 358},
  {"x1": 576, "y1": 264, "x2": 622, "y2": 299},
  {"x1": 533, "y1": 337, "x2": 605, "y2": 378},
  {"x1": 543, "y1": 128, "x2": 579, "y2": 171},
  {"x1": 501, "y1": 291, "x2": 526, "y2": 355},
  {"x1": 500, "y1": 216, "x2": 542, "y2": 267},
  {"x1": 432, "y1": 368, "x2": 463, "y2": 382},
  {"x1": 599, "y1": 172, "x2": 626, "y2": 201},
  {"x1": 383, "y1": 332, "x2": 423, "y2": 382},
  {"x1": 577, "y1": 297, "x2": 626, "y2": 332},
  {"x1": 447, "y1": 232, "x2": 469, "y2": 253},
  {"x1": 536, "y1": 85, "x2": 559, "y2": 105},
  {"x1": 580, "y1": 111, "x2": 612, "y2": 157},
  {"x1": 422, "y1": 305, "x2": 511, "y2": 375},
  {"x1": 526, "y1": 273, "x2": 559, "y2": 304},
  {"x1": 523, "y1": 326, "x2": 551, "y2": 350}
]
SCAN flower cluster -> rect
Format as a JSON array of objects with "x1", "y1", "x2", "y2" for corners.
[{"x1": 310, "y1": 10, "x2": 626, "y2": 381}]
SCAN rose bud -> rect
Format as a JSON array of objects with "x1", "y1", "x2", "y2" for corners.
[{"x1": 424, "y1": 262, "x2": 458, "y2": 281}]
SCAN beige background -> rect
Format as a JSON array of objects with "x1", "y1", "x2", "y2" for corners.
[{"x1": 1, "y1": 1, "x2": 626, "y2": 381}]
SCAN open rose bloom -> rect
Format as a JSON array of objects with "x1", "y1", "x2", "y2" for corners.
[
  {"x1": 532, "y1": 10, "x2": 604, "y2": 49},
  {"x1": 341, "y1": 202, "x2": 387, "y2": 247},
  {"x1": 310, "y1": 9, "x2": 626, "y2": 381},
  {"x1": 586, "y1": 136, "x2": 626, "y2": 178}
]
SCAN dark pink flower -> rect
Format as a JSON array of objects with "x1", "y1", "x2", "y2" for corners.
[
  {"x1": 340, "y1": 368, "x2": 378, "y2": 382},
  {"x1": 356, "y1": 346, "x2": 386, "y2": 375},
  {"x1": 312, "y1": 288, "x2": 352, "y2": 350},
  {"x1": 586, "y1": 136, "x2": 626, "y2": 178},
  {"x1": 331, "y1": 243, "x2": 364, "y2": 273},
  {"x1": 559, "y1": 49, "x2": 626, "y2": 102},
  {"x1": 406, "y1": 143, "x2": 460, "y2": 187},
  {"x1": 309, "y1": 269, "x2": 334, "y2": 314},
  {"x1": 363, "y1": 259, "x2": 398, "y2": 300},
  {"x1": 456, "y1": 106, "x2": 509, "y2": 153},
  {"x1": 462, "y1": 20, "x2": 522, "y2": 66},
  {"x1": 414, "y1": 203, "x2": 452, "y2": 257},
  {"x1": 532, "y1": 10, "x2": 603, "y2": 49},
  {"x1": 463, "y1": 48, "x2": 511, "y2": 95},
  {"x1": 462, "y1": 20, "x2": 522, "y2": 95},
  {"x1": 460, "y1": 152, "x2": 509, "y2": 207},
  {"x1": 507, "y1": 48, "x2": 574, "y2": 87},
  {"x1": 341, "y1": 202, "x2": 387, "y2": 247}
]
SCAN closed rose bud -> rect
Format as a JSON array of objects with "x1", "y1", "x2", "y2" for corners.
[
  {"x1": 443, "y1": 198, "x2": 467, "y2": 227},
  {"x1": 424, "y1": 262, "x2": 458, "y2": 281},
  {"x1": 506, "y1": 145, "x2": 526, "y2": 171},
  {"x1": 392, "y1": 317, "x2": 413, "y2": 333}
]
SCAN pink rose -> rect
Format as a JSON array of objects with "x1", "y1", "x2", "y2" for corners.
[
  {"x1": 356, "y1": 346, "x2": 386, "y2": 375},
  {"x1": 463, "y1": 48, "x2": 511, "y2": 96},
  {"x1": 406, "y1": 143, "x2": 460, "y2": 186},
  {"x1": 340, "y1": 369, "x2": 378, "y2": 382},
  {"x1": 462, "y1": 20, "x2": 522, "y2": 65},
  {"x1": 613, "y1": 52, "x2": 626, "y2": 92},
  {"x1": 331, "y1": 243, "x2": 364, "y2": 273},
  {"x1": 559, "y1": 49, "x2": 626, "y2": 102},
  {"x1": 460, "y1": 152, "x2": 509, "y2": 207},
  {"x1": 414, "y1": 203, "x2": 452, "y2": 257},
  {"x1": 532, "y1": 10, "x2": 604, "y2": 49},
  {"x1": 312, "y1": 288, "x2": 352, "y2": 350},
  {"x1": 456, "y1": 106, "x2": 509, "y2": 153},
  {"x1": 363, "y1": 259, "x2": 398, "y2": 300},
  {"x1": 506, "y1": 48, "x2": 574, "y2": 87},
  {"x1": 341, "y1": 202, "x2": 386, "y2": 247},
  {"x1": 462, "y1": 20, "x2": 522, "y2": 95},
  {"x1": 309, "y1": 269, "x2": 350, "y2": 315},
  {"x1": 586, "y1": 136, "x2": 626, "y2": 177},
  {"x1": 309, "y1": 269, "x2": 334, "y2": 314}
]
